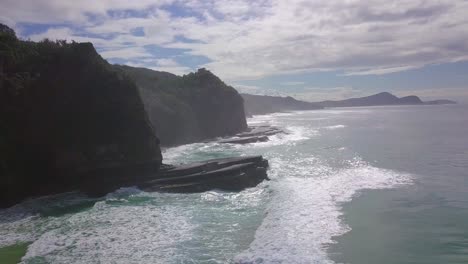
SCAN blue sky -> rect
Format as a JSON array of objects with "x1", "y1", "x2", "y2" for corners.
[{"x1": 2, "y1": 0, "x2": 468, "y2": 101}]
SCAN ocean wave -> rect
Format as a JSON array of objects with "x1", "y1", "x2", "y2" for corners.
[{"x1": 234, "y1": 156, "x2": 412, "y2": 264}]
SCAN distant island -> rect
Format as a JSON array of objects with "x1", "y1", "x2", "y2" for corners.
[
  {"x1": 241, "y1": 92, "x2": 456, "y2": 116},
  {"x1": 313, "y1": 92, "x2": 456, "y2": 108}
]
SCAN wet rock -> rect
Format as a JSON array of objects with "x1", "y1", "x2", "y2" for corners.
[
  {"x1": 81, "y1": 156, "x2": 269, "y2": 197},
  {"x1": 218, "y1": 136, "x2": 269, "y2": 144},
  {"x1": 217, "y1": 126, "x2": 283, "y2": 144}
]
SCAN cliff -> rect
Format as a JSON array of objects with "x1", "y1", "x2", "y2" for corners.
[
  {"x1": 115, "y1": 65, "x2": 247, "y2": 146},
  {"x1": 241, "y1": 93, "x2": 323, "y2": 116},
  {"x1": 0, "y1": 24, "x2": 162, "y2": 207}
]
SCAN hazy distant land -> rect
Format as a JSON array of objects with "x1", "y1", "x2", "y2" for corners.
[{"x1": 241, "y1": 92, "x2": 456, "y2": 115}]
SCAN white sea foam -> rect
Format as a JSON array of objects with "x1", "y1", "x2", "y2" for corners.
[
  {"x1": 239, "y1": 125, "x2": 318, "y2": 149},
  {"x1": 323, "y1": 124, "x2": 347, "y2": 130},
  {"x1": 21, "y1": 193, "x2": 195, "y2": 264},
  {"x1": 234, "y1": 156, "x2": 412, "y2": 264},
  {"x1": 0, "y1": 192, "x2": 96, "y2": 248}
]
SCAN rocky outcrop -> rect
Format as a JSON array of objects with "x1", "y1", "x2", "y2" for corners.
[
  {"x1": 0, "y1": 25, "x2": 161, "y2": 207},
  {"x1": 77, "y1": 156, "x2": 269, "y2": 196},
  {"x1": 115, "y1": 65, "x2": 248, "y2": 146},
  {"x1": 217, "y1": 126, "x2": 283, "y2": 144},
  {"x1": 0, "y1": 24, "x2": 270, "y2": 208},
  {"x1": 241, "y1": 93, "x2": 323, "y2": 116}
]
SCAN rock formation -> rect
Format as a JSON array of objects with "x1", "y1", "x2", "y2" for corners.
[
  {"x1": 115, "y1": 65, "x2": 248, "y2": 146},
  {"x1": 0, "y1": 24, "x2": 268, "y2": 208},
  {"x1": 0, "y1": 24, "x2": 162, "y2": 207}
]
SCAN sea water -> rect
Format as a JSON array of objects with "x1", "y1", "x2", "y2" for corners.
[{"x1": 0, "y1": 104, "x2": 467, "y2": 263}]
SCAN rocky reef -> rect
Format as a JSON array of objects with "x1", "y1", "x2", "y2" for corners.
[
  {"x1": 80, "y1": 156, "x2": 269, "y2": 196},
  {"x1": 218, "y1": 126, "x2": 283, "y2": 144},
  {"x1": 115, "y1": 65, "x2": 248, "y2": 146}
]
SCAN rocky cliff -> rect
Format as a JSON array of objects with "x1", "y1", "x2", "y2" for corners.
[
  {"x1": 0, "y1": 24, "x2": 162, "y2": 207},
  {"x1": 115, "y1": 65, "x2": 247, "y2": 146},
  {"x1": 241, "y1": 93, "x2": 323, "y2": 116}
]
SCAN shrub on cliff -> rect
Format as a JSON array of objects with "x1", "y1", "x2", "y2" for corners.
[
  {"x1": 115, "y1": 66, "x2": 247, "y2": 146},
  {"x1": 0, "y1": 24, "x2": 161, "y2": 206}
]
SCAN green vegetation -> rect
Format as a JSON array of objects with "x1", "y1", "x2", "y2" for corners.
[
  {"x1": 115, "y1": 65, "x2": 247, "y2": 146},
  {"x1": 0, "y1": 23, "x2": 161, "y2": 207},
  {"x1": 0, "y1": 243, "x2": 31, "y2": 264}
]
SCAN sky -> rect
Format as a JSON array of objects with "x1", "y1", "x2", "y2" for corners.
[{"x1": 1, "y1": 0, "x2": 468, "y2": 102}]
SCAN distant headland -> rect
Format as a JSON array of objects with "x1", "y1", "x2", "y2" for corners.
[{"x1": 241, "y1": 92, "x2": 456, "y2": 115}]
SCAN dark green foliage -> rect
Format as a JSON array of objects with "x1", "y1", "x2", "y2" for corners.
[
  {"x1": 0, "y1": 24, "x2": 161, "y2": 207},
  {"x1": 115, "y1": 65, "x2": 247, "y2": 146}
]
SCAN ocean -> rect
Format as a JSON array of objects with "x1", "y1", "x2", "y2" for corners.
[{"x1": 1, "y1": 104, "x2": 467, "y2": 263}]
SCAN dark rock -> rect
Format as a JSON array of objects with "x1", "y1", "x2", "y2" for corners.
[
  {"x1": 0, "y1": 24, "x2": 161, "y2": 208},
  {"x1": 82, "y1": 156, "x2": 269, "y2": 196},
  {"x1": 217, "y1": 125, "x2": 284, "y2": 144},
  {"x1": 218, "y1": 136, "x2": 269, "y2": 144},
  {"x1": 0, "y1": 24, "x2": 269, "y2": 208},
  {"x1": 236, "y1": 126, "x2": 283, "y2": 138}
]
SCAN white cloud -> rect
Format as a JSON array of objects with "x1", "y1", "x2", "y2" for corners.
[
  {"x1": 100, "y1": 47, "x2": 152, "y2": 59},
  {"x1": 2, "y1": 0, "x2": 468, "y2": 81},
  {"x1": 125, "y1": 58, "x2": 192, "y2": 76},
  {"x1": 343, "y1": 65, "x2": 422, "y2": 76}
]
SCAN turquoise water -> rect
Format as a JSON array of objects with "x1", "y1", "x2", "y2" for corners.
[{"x1": 0, "y1": 104, "x2": 467, "y2": 263}]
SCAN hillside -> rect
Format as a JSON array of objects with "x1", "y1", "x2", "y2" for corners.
[
  {"x1": 115, "y1": 65, "x2": 247, "y2": 146},
  {"x1": 0, "y1": 24, "x2": 161, "y2": 207}
]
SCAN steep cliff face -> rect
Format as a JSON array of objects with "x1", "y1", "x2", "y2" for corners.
[
  {"x1": 0, "y1": 25, "x2": 162, "y2": 206},
  {"x1": 115, "y1": 66, "x2": 247, "y2": 146}
]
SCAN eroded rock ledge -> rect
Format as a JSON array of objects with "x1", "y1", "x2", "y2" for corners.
[
  {"x1": 80, "y1": 156, "x2": 269, "y2": 197},
  {"x1": 218, "y1": 126, "x2": 284, "y2": 144}
]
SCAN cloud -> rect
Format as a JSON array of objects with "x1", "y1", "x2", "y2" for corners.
[
  {"x1": 2, "y1": 0, "x2": 468, "y2": 81},
  {"x1": 125, "y1": 58, "x2": 193, "y2": 76},
  {"x1": 343, "y1": 65, "x2": 422, "y2": 76},
  {"x1": 100, "y1": 47, "x2": 152, "y2": 59}
]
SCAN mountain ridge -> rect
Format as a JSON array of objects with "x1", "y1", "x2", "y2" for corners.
[{"x1": 313, "y1": 92, "x2": 456, "y2": 107}]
